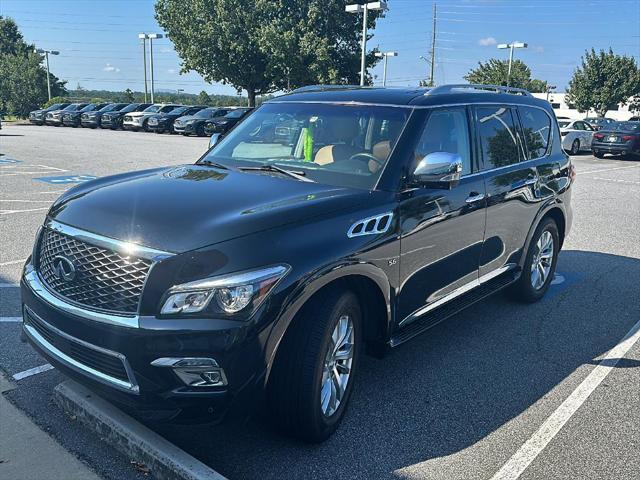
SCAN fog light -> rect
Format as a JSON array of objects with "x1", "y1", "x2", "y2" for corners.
[{"x1": 151, "y1": 357, "x2": 228, "y2": 387}]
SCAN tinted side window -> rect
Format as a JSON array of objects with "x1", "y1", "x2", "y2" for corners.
[
  {"x1": 414, "y1": 108, "x2": 472, "y2": 175},
  {"x1": 477, "y1": 106, "x2": 522, "y2": 169},
  {"x1": 518, "y1": 106, "x2": 552, "y2": 159}
]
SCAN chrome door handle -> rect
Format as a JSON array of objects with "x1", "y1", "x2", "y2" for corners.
[{"x1": 465, "y1": 193, "x2": 486, "y2": 203}]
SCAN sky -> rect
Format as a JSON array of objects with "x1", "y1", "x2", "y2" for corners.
[{"x1": 1, "y1": 0, "x2": 639, "y2": 96}]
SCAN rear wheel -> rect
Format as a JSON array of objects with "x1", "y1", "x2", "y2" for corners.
[
  {"x1": 570, "y1": 139, "x2": 580, "y2": 155},
  {"x1": 268, "y1": 288, "x2": 361, "y2": 442},
  {"x1": 508, "y1": 218, "x2": 559, "y2": 303}
]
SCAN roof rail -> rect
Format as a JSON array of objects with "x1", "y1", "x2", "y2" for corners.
[
  {"x1": 291, "y1": 84, "x2": 361, "y2": 93},
  {"x1": 426, "y1": 84, "x2": 532, "y2": 97}
]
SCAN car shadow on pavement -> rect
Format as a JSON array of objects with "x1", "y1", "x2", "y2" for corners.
[{"x1": 119, "y1": 250, "x2": 640, "y2": 479}]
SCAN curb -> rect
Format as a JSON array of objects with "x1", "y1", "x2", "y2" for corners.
[{"x1": 53, "y1": 380, "x2": 227, "y2": 480}]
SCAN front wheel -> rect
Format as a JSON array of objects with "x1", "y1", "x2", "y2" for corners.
[
  {"x1": 268, "y1": 289, "x2": 361, "y2": 442},
  {"x1": 508, "y1": 218, "x2": 559, "y2": 303}
]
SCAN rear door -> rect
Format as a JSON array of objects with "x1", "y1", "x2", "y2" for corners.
[{"x1": 475, "y1": 105, "x2": 540, "y2": 277}]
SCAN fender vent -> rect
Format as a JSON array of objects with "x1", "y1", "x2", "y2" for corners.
[{"x1": 347, "y1": 213, "x2": 393, "y2": 238}]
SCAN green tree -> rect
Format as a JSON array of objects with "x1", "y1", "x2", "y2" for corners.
[
  {"x1": 464, "y1": 59, "x2": 547, "y2": 93},
  {"x1": 197, "y1": 90, "x2": 212, "y2": 105},
  {"x1": 155, "y1": 0, "x2": 383, "y2": 106},
  {"x1": 0, "y1": 17, "x2": 66, "y2": 116},
  {"x1": 566, "y1": 49, "x2": 640, "y2": 117},
  {"x1": 123, "y1": 88, "x2": 135, "y2": 102}
]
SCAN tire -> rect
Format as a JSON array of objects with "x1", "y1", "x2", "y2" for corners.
[
  {"x1": 570, "y1": 139, "x2": 580, "y2": 155},
  {"x1": 196, "y1": 125, "x2": 205, "y2": 137},
  {"x1": 142, "y1": 121, "x2": 149, "y2": 132},
  {"x1": 267, "y1": 288, "x2": 362, "y2": 443},
  {"x1": 593, "y1": 151, "x2": 605, "y2": 159},
  {"x1": 508, "y1": 218, "x2": 560, "y2": 303}
]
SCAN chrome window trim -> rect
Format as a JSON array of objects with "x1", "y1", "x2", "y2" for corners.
[
  {"x1": 24, "y1": 266, "x2": 140, "y2": 328},
  {"x1": 23, "y1": 306, "x2": 139, "y2": 394},
  {"x1": 45, "y1": 218, "x2": 175, "y2": 260},
  {"x1": 399, "y1": 263, "x2": 516, "y2": 328}
]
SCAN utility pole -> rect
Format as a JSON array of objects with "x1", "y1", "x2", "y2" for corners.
[
  {"x1": 429, "y1": 3, "x2": 437, "y2": 87},
  {"x1": 138, "y1": 34, "x2": 148, "y2": 102},
  {"x1": 35, "y1": 49, "x2": 59, "y2": 101},
  {"x1": 346, "y1": 2, "x2": 388, "y2": 86}
]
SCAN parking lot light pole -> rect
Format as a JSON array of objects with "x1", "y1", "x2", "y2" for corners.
[
  {"x1": 497, "y1": 42, "x2": 527, "y2": 87},
  {"x1": 147, "y1": 33, "x2": 164, "y2": 103},
  {"x1": 375, "y1": 51, "x2": 398, "y2": 86},
  {"x1": 346, "y1": 2, "x2": 388, "y2": 86},
  {"x1": 35, "y1": 48, "x2": 59, "y2": 101},
  {"x1": 138, "y1": 34, "x2": 149, "y2": 102}
]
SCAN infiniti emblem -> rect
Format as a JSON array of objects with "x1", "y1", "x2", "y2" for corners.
[{"x1": 52, "y1": 256, "x2": 76, "y2": 282}]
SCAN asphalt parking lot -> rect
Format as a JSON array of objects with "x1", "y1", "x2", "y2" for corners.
[{"x1": 1, "y1": 124, "x2": 639, "y2": 480}]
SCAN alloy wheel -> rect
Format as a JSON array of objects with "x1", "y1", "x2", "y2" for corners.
[
  {"x1": 531, "y1": 230, "x2": 554, "y2": 290},
  {"x1": 571, "y1": 139, "x2": 580, "y2": 155},
  {"x1": 320, "y1": 314, "x2": 354, "y2": 417}
]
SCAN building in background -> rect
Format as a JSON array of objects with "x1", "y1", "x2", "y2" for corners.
[{"x1": 532, "y1": 93, "x2": 638, "y2": 121}]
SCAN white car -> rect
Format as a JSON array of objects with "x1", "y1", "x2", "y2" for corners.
[
  {"x1": 559, "y1": 119, "x2": 594, "y2": 155},
  {"x1": 122, "y1": 104, "x2": 182, "y2": 132}
]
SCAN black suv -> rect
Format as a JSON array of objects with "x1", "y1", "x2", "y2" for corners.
[{"x1": 21, "y1": 85, "x2": 573, "y2": 442}]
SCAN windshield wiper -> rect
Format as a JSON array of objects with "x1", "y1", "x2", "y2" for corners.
[
  {"x1": 239, "y1": 165, "x2": 314, "y2": 182},
  {"x1": 198, "y1": 159, "x2": 229, "y2": 170}
]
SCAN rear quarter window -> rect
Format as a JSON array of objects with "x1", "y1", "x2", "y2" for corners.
[{"x1": 518, "y1": 106, "x2": 552, "y2": 159}]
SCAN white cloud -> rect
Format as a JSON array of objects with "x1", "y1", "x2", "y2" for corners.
[
  {"x1": 167, "y1": 68, "x2": 177, "y2": 74},
  {"x1": 533, "y1": 45, "x2": 545, "y2": 53},
  {"x1": 478, "y1": 37, "x2": 497, "y2": 47},
  {"x1": 103, "y1": 63, "x2": 120, "y2": 73}
]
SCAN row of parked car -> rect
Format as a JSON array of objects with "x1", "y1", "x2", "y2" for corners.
[
  {"x1": 558, "y1": 116, "x2": 640, "y2": 159},
  {"x1": 28, "y1": 102, "x2": 253, "y2": 137}
]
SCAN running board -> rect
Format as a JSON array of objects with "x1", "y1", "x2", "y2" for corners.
[{"x1": 389, "y1": 270, "x2": 519, "y2": 348}]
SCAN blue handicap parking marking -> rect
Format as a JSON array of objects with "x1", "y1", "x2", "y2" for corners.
[
  {"x1": 546, "y1": 271, "x2": 583, "y2": 299},
  {"x1": 35, "y1": 174, "x2": 98, "y2": 184},
  {"x1": 0, "y1": 157, "x2": 22, "y2": 165}
]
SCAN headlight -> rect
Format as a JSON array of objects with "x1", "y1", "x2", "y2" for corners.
[
  {"x1": 160, "y1": 265, "x2": 289, "y2": 317},
  {"x1": 184, "y1": 119, "x2": 196, "y2": 124}
]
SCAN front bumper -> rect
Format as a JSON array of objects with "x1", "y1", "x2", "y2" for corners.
[
  {"x1": 81, "y1": 117, "x2": 100, "y2": 127},
  {"x1": 20, "y1": 263, "x2": 268, "y2": 422},
  {"x1": 45, "y1": 117, "x2": 63, "y2": 125},
  {"x1": 100, "y1": 117, "x2": 121, "y2": 129},
  {"x1": 30, "y1": 115, "x2": 45, "y2": 124},
  {"x1": 62, "y1": 116, "x2": 80, "y2": 126},
  {"x1": 173, "y1": 123, "x2": 196, "y2": 134}
]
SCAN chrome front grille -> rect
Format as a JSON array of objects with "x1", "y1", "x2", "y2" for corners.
[{"x1": 38, "y1": 228, "x2": 152, "y2": 315}]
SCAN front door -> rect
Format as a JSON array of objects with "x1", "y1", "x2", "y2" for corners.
[{"x1": 397, "y1": 107, "x2": 486, "y2": 324}]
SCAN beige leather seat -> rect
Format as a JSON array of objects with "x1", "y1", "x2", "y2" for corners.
[{"x1": 314, "y1": 117, "x2": 361, "y2": 166}]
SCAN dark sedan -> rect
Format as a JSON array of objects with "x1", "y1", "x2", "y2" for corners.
[
  {"x1": 100, "y1": 103, "x2": 152, "y2": 130},
  {"x1": 29, "y1": 103, "x2": 70, "y2": 125},
  {"x1": 592, "y1": 121, "x2": 640, "y2": 159},
  {"x1": 81, "y1": 103, "x2": 129, "y2": 128},
  {"x1": 45, "y1": 103, "x2": 88, "y2": 126},
  {"x1": 203, "y1": 108, "x2": 253, "y2": 136},
  {"x1": 147, "y1": 105, "x2": 207, "y2": 134},
  {"x1": 173, "y1": 107, "x2": 232, "y2": 136},
  {"x1": 584, "y1": 117, "x2": 616, "y2": 131},
  {"x1": 62, "y1": 103, "x2": 110, "y2": 127}
]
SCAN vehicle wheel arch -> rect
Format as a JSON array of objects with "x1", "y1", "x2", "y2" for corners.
[
  {"x1": 519, "y1": 203, "x2": 566, "y2": 270},
  {"x1": 262, "y1": 265, "x2": 392, "y2": 388}
]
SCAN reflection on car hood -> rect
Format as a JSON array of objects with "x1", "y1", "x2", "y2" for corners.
[{"x1": 49, "y1": 165, "x2": 371, "y2": 253}]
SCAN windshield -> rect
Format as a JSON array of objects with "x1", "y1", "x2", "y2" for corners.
[
  {"x1": 63, "y1": 104, "x2": 80, "y2": 111},
  {"x1": 194, "y1": 108, "x2": 216, "y2": 118},
  {"x1": 99, "y1": 104, "x2": 117, "y2": 112},
  {"x1": 80, "y1": 104, "x2": 98, "y2": 112},
  {"x1": 159, "y1": 105, "x2": 178, "y2": 113},
  {"x1": 143, "y1": 105, "x2": 161, "y2": 113},
  {"x1": 612, "y1": 122, "x2": 640, "y2": 132},
  {"x1": 225, "y1": 109, "x2": 248, "y2": 119},
  {"x1": 121, "y1": 103, "x2": 140, "y2": 113},
  {"x1": 200, "y1": 102, "x2": 410, "y2": 190},
  {"x1": 169, "y1": 106, "x2": 189, "y2": 115},
  {"x1": 46, "y1": 103, "x2": 64, "y2": 111}
]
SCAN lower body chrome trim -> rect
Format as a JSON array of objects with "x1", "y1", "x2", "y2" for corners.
[
  {"x1": 399, "y1": 263, "x2": 516, "y2": 327},
  {"x1": 22, "y1": 306, "x2": 139, "y2": 394}
]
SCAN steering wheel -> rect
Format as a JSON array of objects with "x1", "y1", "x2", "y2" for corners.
[{"x1": 348, "y1": 152, "x2": 385, "y2": 168}]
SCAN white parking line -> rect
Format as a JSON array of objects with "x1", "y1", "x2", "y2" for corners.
[
  {"x1": 579, "y1": 164, "x2": 640, "y2": 175},
  {"x1": 591, "y1": 177, "x2": 640, "y2": 185},
  {"x1": 12, "y1": 364, "x2": 54, "y2": 381},
  {"x1": 0, "y1": 317, "x2": 23, "y2": 322},
  {"x1": 0, "y1": 259, "x2": 25, "y2": 267},
  {"x1": 491, "y1": 317, "x2": 640, "y2": 480},
  {"x1": 0, "y1": 207, "x2": 50, "y2": 215},
  {"x1": 1, "y1": 199, "x2": 53, "y2": 203}
]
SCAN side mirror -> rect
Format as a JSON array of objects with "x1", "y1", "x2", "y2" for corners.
[
  {"x1": 208, "y1": 132, "x2": 223, "y2": 149},
  {"x1": 411, "y1": 152, "x2": 463, "y2": 188}
]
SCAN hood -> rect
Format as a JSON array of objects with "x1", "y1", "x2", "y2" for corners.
[
  {"x1": 176, "y1": 115, "x2": 198, "y2": 123},
  {"x1": 126, "y1": 111, "x2": 154, "y2": 118},
  {"x1": 49, "y1": 165, "x2": 371, "y2": 253}
]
